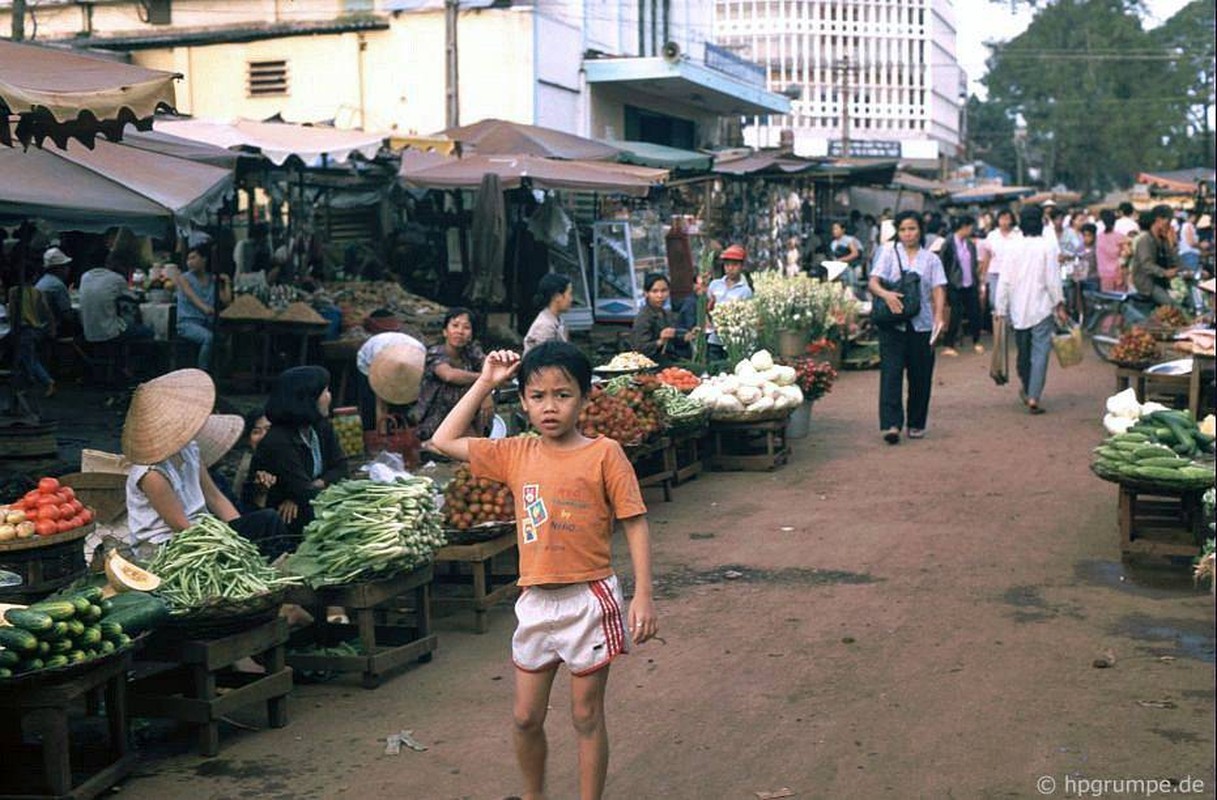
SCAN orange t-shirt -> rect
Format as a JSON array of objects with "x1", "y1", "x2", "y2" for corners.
[{"x1": 467, "y1": 436, "x2": 647, "y2": 586}]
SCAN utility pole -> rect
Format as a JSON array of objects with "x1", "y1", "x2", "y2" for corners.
[
  {"x1": 12, "y1": 0, "x2": 26, "y2": 41},
  {"x1": 832, "y1": 56, "x2": 859, "y2": 157},
  {"x1": 445, "y1": 0, "x2": 460, "y2": 128}
]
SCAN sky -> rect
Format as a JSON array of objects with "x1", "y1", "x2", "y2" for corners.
[{"x1": 955, "y1": 0, "x2": 1194, "y2": 98}]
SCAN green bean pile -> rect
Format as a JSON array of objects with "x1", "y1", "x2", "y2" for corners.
[
  {"x1": 288, "y1": 478, "x2": 445, "y2": 587},
  {"x1": 146, "y1": 515, "x2": 301, "y2": 611}
]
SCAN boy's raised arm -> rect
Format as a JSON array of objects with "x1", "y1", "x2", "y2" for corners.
[{"x1": 429, "y1": 350, "x2": 521, "y2": 462}]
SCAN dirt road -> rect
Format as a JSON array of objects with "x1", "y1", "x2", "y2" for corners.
[{"x1": 117, "y1": 349, "x2": 1215, "y2": 800}]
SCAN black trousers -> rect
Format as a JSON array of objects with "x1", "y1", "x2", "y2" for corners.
[
  {"x1": 229, "y1": 508, "x2": 298, "y2": 560},
  {"x1": 944, "y1": 284, "x2": 982, "y2": 347},
  {"x1": 877, "y1": 324, "x2": 935, "y2": 431}
]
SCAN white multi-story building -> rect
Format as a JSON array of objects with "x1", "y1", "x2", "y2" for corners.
[{"x1": 715, "y1": 0, "x2": 966, "y2": 165}]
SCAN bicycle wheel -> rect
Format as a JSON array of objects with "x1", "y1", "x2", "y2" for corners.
[{"x1": 1090, "y1": 308, "x2": 1124, "y2": 361}]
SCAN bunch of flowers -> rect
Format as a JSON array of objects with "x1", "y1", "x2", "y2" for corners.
[
  {"x1": 711, "y1": 297, "x2": 762, "y2": 366},
  {"x1": 750, "y1": 272, "x2": 861, "y2": 347},
  {"x1": 785, "y1": 356, "x2": 838, "y2": 402}
]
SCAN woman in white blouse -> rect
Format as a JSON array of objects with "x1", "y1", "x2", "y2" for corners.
[{"x1": 523, "y1": 273, "x2": 573, "y2": 353}]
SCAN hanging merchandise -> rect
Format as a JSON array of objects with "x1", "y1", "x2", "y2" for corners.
[
  {"x1": 718, "y1": 179, "x2": 807, "y2": 274},
  {"x1": 526, "y1": 195, "x2": 573, "y2": 248}
]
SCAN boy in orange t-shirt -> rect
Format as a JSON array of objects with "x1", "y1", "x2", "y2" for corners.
[{"x1": 430, "y1": 341, "x2": 657, "y2": 800}]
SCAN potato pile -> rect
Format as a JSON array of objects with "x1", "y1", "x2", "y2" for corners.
[
  {"x1": 443, "y1": 465, "x2": 514, "y2": 530},
  {"x1": 578, "y1": 387, "x2": 646, "y2": 445}
]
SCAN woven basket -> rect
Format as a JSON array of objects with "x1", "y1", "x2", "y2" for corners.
[
  {"x1": 0, "y1": 633, "x2": 144, "y2": 689},
  {"x1": 709, "y1": 407, "x2": 795, "y2": 424},
  {"x1": 1090, "y1": 461, "x2": 1213, "y2": 493},
  {"x1": 162, "y1": 588, "x2": 287, "y2": 638},
  {"x1": 444, "y1": 521, "x2": 514, "y2": 546}
]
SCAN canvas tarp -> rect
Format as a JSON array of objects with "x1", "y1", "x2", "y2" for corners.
[
  {"x1": 119, "y1": 127, "x2": 246, "y2": 169},
  {"x1": 400, "y1": 153, "x2": 665, "y2": 196},
  {"x1": 0, "y1": 39, "x2": 179, "y2": 148},
  {"x1": 0, "y1": 137, "x2": 233, "y2": 234},
  {"x1": 155, "y1": 118, "x2": 387, "y2": 167},
  {"x1": 438, "y1": 118, "x2": 621, "y2": 161},
  {"x1": 607, "y1": 139, "x2": 712, "y2": 171}
]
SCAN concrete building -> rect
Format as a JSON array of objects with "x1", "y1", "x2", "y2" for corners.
[
  {"x1": 714, "y1": 0, "x2": 965, "y2": 168},
  {"x1": 0, "y1": 0, "x2": 789, "y2": 148}
]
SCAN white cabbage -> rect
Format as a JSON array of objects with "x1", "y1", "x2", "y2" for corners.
[
  {"x1": 773, "y1": 365, "x2": 797, "y2": 386},
  {"x1": 750, "y1": 350, "x2": 775, "y2": 371},
  {"x1": 738, "y1": 372, "x2": 765, "y2": 388},
  {"x1": 718, "y1": 376, "x2": 740, "y2": 395},
  {"x1": 716, "y1": 394, "x2": 745, "y2": 412},
  {"x1": 779, "y1": 385, "x2": 805, "y2": 405},
  {"x1": 1103, "y1": 413, "x2": 1136, "y2": 435},
  {"x1": 736, "y1": 385, "x2": 762, "y2": 405},
  {"x1": 734, "y1": 360, "x2": 757, "y2": 377},
  {"x1": 1105, "y1": 388, "x2": 1141, "y2": 419},
  {"x1": 762, "y1": 381, "x2": 782, "y2": 400},
  {"x1": 745, "y1": 397, "x2": 775, "y2": 413},
  {"x1": 1138, "y1": 401, "x2": 1170, "y2": 417}
]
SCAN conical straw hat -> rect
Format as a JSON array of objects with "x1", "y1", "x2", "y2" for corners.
[
  {"x1": 195, "y1": 414, "x2": 245, "y2": 467},
  {"x1": 369, "y1": 343, "x2": 426, "y2": 405},
  {"x1": 121, "y1": 368, "x2": 215, "y2": 464}
]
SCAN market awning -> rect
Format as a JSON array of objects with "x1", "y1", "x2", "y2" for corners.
[
  {"x1": 712, "y1": 151, "x2": 897, "y2": 184},
  {"x1": 1136, "y1": 168, "x2": 1216, "y2": 194},
  {"x1": 399, "y1": 153, "x2": 666, "y2": 197},
  {"x1": 892, "y1": 171, "x2": 950, "y2": 195},
  {"x1": 712, "y1": 150, "x2": 820, "y2": 175},
  {"x1": 118, "y1": 126, "x2": 246, "y2": 169},
  {"x1": 0, "y1": 137, "x2": 234, "y2": 234},
  {"x1": 1022, "y1": 191, "x2": 1082, "y2": 206},
  {"x1": 607, "y1": 139, "x2": 712, "y2": 172},
  {"x1": 584, "y1": 56, "x2": 790, "y2": 117},
  {"x1": 947, "y1": 185, "x2": 1037, "y2": 205},
  {"x1": 437, "y1": 118, "x2": 620, "y2": 161},
  {"x1": 0, "y1": 39, "x2": 179, "y2": 149},
  {"x1": 153, "y1": 118, "x2": 388, "y2": 167}
]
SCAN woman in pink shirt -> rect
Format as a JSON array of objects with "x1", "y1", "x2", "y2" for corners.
[{"x1": 1095, "y1": 209, "x2": 1124, "y2": 292}]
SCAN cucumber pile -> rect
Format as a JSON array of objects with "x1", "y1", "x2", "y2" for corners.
[
  {"x1": 0, "y1": 586, "x2": 163, "y2": 678},
  {"x1": 1092, "y1": 410, "x2": 1215, "y2": 489}
]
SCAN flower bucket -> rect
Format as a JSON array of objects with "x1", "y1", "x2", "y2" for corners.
[
  {"x1": 786, "y1": 401, "x2": 813, "y2": 439},
  {"x1": 778, "y1": 329, "x2": 807, "y2": 359}
]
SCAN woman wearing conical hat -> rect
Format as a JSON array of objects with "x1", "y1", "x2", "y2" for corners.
[{"x1": 121, "y1": 369, "x2": 289, "y2": 561}]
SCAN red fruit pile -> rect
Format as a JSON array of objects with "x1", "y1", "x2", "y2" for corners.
[
  {"x1": 2, "y1": 477, "x2": 94, "y2": 539},
  {"x1": 1110, "y1": 327, "x2": 1159, "y2": 366},
  {"x1": 443, "y1": 465, "x2": 514, "y2": 530},
  {"x1": 578, "y1": 387, "x2": 646, "y2": 445}
]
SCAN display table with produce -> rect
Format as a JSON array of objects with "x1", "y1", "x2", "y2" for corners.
[
  {"x1": 284, "y1": 566, "x2": 436, "y2": 689},
  {"x1": 0, "y1": 477, "x2": 97, "y2": 602},
  {"x1": 282, "y1": 478, "x2": 444, "y2": 688},
  {"x1": 129, "y1": 617, "x2": 290, "y2": 757},
  {"x1": 0, "y1": 646, "x2": 135, "y2": 800},
  {"x1": 669, "y1": 424, "x2": 708, "y2": 485},
  {"x1": 1094, "y1": 396, "x2": 1214, "y2": 561},
  {"x1": 627, "y1": 436, "x2": 676, "y2": 502}
]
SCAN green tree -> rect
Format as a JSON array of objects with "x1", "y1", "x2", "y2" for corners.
[
  {"x1": 980, "y1": 0, "x2": 1177, "y2": 193},
  {"x1": 1153, "y1": 0, "x2": 1216, "y2": 168},
  {"x1": 965, "y1": 95, "x2": 1018, "y2": 178}
]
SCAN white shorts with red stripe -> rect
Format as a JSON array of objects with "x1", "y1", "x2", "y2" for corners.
[{"x1": 512, "y1": 575, "x2": 630, "y2": 676}]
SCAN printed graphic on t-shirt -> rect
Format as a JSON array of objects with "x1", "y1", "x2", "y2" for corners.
[{"x1": 521, "y1": 484, "x2": 548, "y2": 544}]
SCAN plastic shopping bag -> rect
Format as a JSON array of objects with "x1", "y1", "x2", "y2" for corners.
[
  {"x1": 1052, "y1": 324, "x2": 1084, "y2": 368},
  {"x1": 990, "y1": 317, "x2": 1009, "y2": 385}
]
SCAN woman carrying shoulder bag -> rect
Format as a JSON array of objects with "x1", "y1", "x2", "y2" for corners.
[{"x1": 868, "y1": 211, "x2": 948, "y2": 444}]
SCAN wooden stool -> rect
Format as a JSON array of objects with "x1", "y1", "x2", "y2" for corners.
[
  {"x1": 0, "y1": 652, "x2": 134, "y2": 800},
  {"x1": 129, "y1": 616, "x2": 292, "y2": 757},
  {"x1": 434, "y1": 532, "x2": 520, "y2": 633},
  {"x1": 286, "y1": 565, "x2": 437, "y2": 689},
  {"x1": 709, "y1": 418, "x2": 792, "y2": 471},
  {"x1": 1117, "y1": 484, "x2": 1206, "y2": 561}
]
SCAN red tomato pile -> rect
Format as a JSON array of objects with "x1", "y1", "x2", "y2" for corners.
[
  {"x1": 5, "y1": 477, "x2": 94, "y2": 538},
  {"x1": 578, "y1": 387, "x2": 647, "y2": 445},
  {"x1": 443, "y1": 465, "x2": 514, "y2": 530},
  {"x1": 657, "y1": 367, "x2": 701, "y2": 392}
]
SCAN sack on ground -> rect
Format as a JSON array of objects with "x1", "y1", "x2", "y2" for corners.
[{"x1": 1052, "y1": 325, "x2": 1084, "y2": 368}]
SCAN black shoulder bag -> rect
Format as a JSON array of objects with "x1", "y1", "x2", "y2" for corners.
[{"x1": 871, "y1": 245, "x2": 922, "y2": 326}]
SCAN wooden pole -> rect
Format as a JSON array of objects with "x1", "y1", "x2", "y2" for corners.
[
  {"x1": 11, "y1": 0, "x2": 25, "y2": 41},
  {"x1": 445, "y1": 0, "x2": 460, "y2": 128}
]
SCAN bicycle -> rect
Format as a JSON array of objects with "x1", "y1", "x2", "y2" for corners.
[{"x1": 1081, "y1": 288, "x2": 1158, "y2": 361}]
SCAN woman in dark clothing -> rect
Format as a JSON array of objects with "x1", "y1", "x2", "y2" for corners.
[
  {"x1": 251, "y1": 366, "x2": 348, "y2": 537},
  {"x1": 629, "y1": 273, "x2": 696, "y2": 363}
]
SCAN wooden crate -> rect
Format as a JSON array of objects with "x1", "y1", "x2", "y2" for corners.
[
  {"x1": 434, "y1": 531, "x2": 520, "y2": 634},
  {"x1": 670, "y1": 427, "x2": 707, "y2": 485},
  {"x1": 708, "y1": 418, "x2": 791, "y2": 472},
  {"x1": 1117, "y1": 485, "x2": 1207, "y2": 562},
  {"x1": 0, "y1": 652, "x2": 135, "y2": 800},
  {"x1": 629, "y1": 437, "x2": 675, "y2": 502},
  {"x1": 285, "y1": 565, "x2": 437, "y2": 689},
  {"x1": 129, "y1": 616, "x2": 291, "y2": 757}
]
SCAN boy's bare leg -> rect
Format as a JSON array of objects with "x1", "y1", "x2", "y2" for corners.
[
  {"x1": 514, "y1": 665, "x2": 558, "y2": 800},
  {"x1": 570, "y1": 666, "x2": 611, "y2": 800}
]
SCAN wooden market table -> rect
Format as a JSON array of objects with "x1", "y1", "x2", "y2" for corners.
[
  {"x1": 129, "y1": 616, "x2": 292, "y2": 757},
  {"x1": 434, "y1": 530, "x2": 520, "y2": 634},
  {"x1": 0, "y1": 525, "x2": 91, "y2": 604},
  {"x1": 0, "y1": 651, "x2": 135, "y2": 800},
  {"x1": 670, "y1": 426, "x2": 708, "y2": 485},
  {"x1": 708, "y1": 416, "x2": 793, "y2": 472},
  {"x1": 285, "y1": 565, "x2": 437, "y2": 689},
  {"x1": 1092, "y1": 464, "x2": 1209, "y2": 562},
  {"x1": 628, "y1": 436, "x2": 675, "y2": 501}
]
